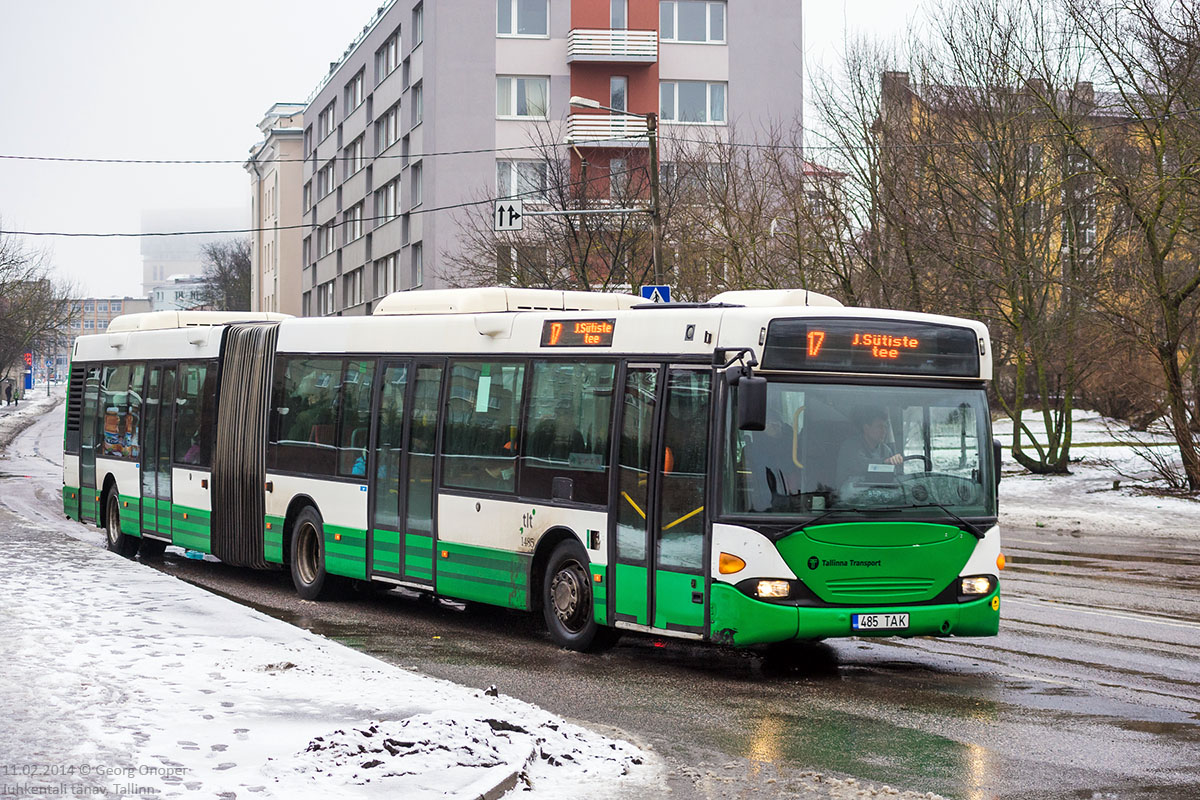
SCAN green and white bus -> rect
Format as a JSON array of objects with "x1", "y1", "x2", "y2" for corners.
[{"x1": 63, "y1": 287, "x2": 1002, "y2": 651}]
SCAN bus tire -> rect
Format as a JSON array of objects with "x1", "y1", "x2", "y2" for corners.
[
  {"x1": 138, "y1": 537, "x2": 167, "y2": 558},
  {"x1": 542, "y1": 540, "x2": 612, "y2": 652},
  {"x1": 290, "y1": 506, "x2": 333, "y2": 600},
  {"x1": 104, "y1": 491, "x2": 138, "y2": 558}
]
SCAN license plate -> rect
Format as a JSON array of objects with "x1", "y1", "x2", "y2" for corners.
[{"x1": 852, "y1": 613, "x2": 909, "y2": 631}]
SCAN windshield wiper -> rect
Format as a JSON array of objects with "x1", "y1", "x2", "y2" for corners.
[
  {"x1": 901, "y1": 502, "x2": 988, "y2": 539},
  {"x1": 796, "y1": 503, "x2": 988, "y2": 539}
]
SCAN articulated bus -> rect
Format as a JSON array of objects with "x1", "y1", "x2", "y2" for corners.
[{"x1": 63, "y1": 287, "x2": 1002, "y2": 651}]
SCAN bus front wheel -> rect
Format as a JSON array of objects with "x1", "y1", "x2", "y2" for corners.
[
  {"x1": 290, "y1": 507, "x2": 333, "y2": 601},
  {"x1": 104, "y1": 491, "x2": 138, "y2": 558},
  {"x1": 542, "y1": 540, "x2": 615, "y2": 652}
]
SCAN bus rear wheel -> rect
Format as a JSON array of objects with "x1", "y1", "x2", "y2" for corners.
[
  {"x1": 290, "y1": 507, "x2": 334, "y2": 600},
  {"x1": 542, "y1": 540, "x2": 615, "y2": 652},
  {"x1": 104, "y1": 491, "x2": 138, "y2": 558}
]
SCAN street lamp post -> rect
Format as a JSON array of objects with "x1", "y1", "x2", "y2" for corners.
[{"x1": 568, "y1": 96, "x2": 663, "y2": 287}]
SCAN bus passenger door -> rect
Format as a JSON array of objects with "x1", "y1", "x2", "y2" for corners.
[
  {"x1": 611, "y1": 365, "x2": 659, "y2": 626},
  {"x1": 653, "y1": 367, "x2": 711, "y2": 632},
  {"x1": 141, "y1": 365, "x2": 175, "y2": 540},
  {"x1": 79, "y1": 366, "x2": 102, "y2": 522},
  {"x1": 401, "y1": 363, "x2": 443, "y2": 586},
  {"x1": 369, "y1": 360, "x2": 409, "y2": 580}
]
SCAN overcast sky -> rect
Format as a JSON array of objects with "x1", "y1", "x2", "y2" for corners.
[{"x1": 0, "y1": 0, "x2": 922, "y2": 298}]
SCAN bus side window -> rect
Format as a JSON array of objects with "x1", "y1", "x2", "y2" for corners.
[{"x1": 443, "y1": 360, "x2": 525, "y2": 493}]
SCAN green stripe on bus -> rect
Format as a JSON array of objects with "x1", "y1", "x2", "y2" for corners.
[
  {"x1": 264, "y1": 515, "x2": 285, "y2": 564},
  {"x1": 615, "y1": 563, "x2": 649, "y2": 625},
  {"x1": 434, "y1": 542, "x2": 530, "y2": 610},
  {"x1": 324, "y1": 524, "x2": 368, "y2": 580},
  {"x1": 63, "y1": 486, "x2": 79, "y2": 520},
  {"x1": 173, "y1": 531, "x2": 210, "y2": 552},
  {"x1": 590, "y1": 564, "x2": 608, "y2": 625}
]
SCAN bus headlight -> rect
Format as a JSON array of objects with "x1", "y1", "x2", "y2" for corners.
[
  {"x1": 960, "y1": 576, "x2": 994, "y2": 596},
  {"x1": 756, "y1": 580, "x2": 791, "y2": 599}
]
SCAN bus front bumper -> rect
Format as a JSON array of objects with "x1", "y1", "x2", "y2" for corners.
[{"x1": 709, "y1": 582, "x2": 1000, "y2": 647}]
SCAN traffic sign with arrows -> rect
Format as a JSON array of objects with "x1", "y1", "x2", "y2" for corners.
[{"x1": 494, "y1": 200, "x2": 524, "y2": 231}]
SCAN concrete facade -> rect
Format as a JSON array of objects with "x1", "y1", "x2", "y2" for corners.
[
  {"x1": 294, "y1": 0, "x2": 804, "y2": 317},
  {"x1": 245, "y1": 103, "x2": 307, "y2": 316}
]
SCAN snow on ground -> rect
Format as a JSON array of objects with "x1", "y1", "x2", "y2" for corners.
[
  {"x1": 993, "y1": 409, "x2": 1200, "y2": 538},
  {"x1": 0, "y1": 509, "x2": 659, "y2": 799}
]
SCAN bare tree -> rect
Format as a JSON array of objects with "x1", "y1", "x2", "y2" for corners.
[
  {"x1": 198, "y1": 239, "x2": 252, "y2": 311},
  {"x1": 0, "y1": 225, "x2": 75, "y2": 385},
  {"x1": 1031, "y1": 0, "x2": 1200, "y2": 487}
]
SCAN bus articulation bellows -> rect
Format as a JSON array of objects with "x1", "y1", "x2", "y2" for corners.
[{"x1": 63, "y1": 288, "x2": 1002, "y2": 651}]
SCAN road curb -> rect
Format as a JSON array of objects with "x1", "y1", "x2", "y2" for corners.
[{"x1": 463, "y1": 746, "x2": 536, "y2": 800}]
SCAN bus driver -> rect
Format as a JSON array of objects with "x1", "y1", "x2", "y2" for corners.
[{"x1": 836, "y1": 405, "x2": 903, "y2": 486}]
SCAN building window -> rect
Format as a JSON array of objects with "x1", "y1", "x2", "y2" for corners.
[
  {"x1": 303, "y1": 181, "x2": 312, "y2": 208},
  {"x1": 303, "y1": 236, "x2": 312, "y2": 264},
  {"x1": 411, "y1": 161, "x2": 423, "y2": 207},
  {"x1": 610, "y1": 157, "x2": 628, "y2": 198},
  {"x1": 84, "y1": 301, "x2": 94, "y2": 312},
  {"x1": 344, "y1": 136, "x2": 365, "y2": 178},
  {"x1": 344, "y1": 268, "x2": 364, "y2": 308},
  {"x1": 660, "y1": 80, "x2": 726, "y2": 123},
  {"x1": 97, "y1": 301, "x2": 109, "y2": 312},
  {"x1": 83, "y1": 320, "x2": 94, "y2": 330},
  {"x1": 345, "y1": 203, "x2": 364, "y2": 243},
  {"x1": 402, "y1": 57, "x2": 411, "y2": 90},
  {"x1": 401, "y1": 214, "x2": 411, "y2": 244},
  {"x1": 375, "y1": 253, "x2": 398, "y2": 297},
  {"x1": 411, "y1": 82, "x2": 423, "y2": 127},
  {"x1": 411, "y1": 242, "x2": 423, "y2": 288},
  {"x1": 497, "y1": 0, "x2": 548, "y2": 37},
  {"x1": 497, "y1": 159, "x2": 549, "y2": 202},
  {"x1": 660, "y1": 1, "x2": 725, "y2": 43},
  {"x1": 318, "y1": 220, "x2": 337, "y2": 258},
  {"x1": 111, "y1": 301, "x2": 122, "y2": 313},
  {"x1": 412, "y1": 3, "x2": 424, "y2": 46},
  {"x1": 612, "y1": 0, "x2": 628, "y2": 29},
  {"x1": 376, "y1": 30, "x2": 400, "y2": 83},
  {"x1": 377, "y1": 104, "x2": 401, "y2": 153},
  {"x1": 302, "y1": 291, "x2": 312, "y2": 316},
  {"x1": 496, "y1": 76, "x2": 549, "y2": 119},
  {"x1": 318, "y1": 280, "x2": 337, "y2": 315},
  {"x1": 317, "y1": 101, "x2": 336, "y2": 140},
  {"x1": 610, "y1": 76, "x2": 627, "y2": 113},
  {"x1": 318, "y1": 160, "x2": 337, "y2": 198},
  {"x1": 377, "y1": 179, "x2": 399, "y2": 221},
  {"x1": 345, "y1": 70, "x2": 365, "y2": 113}
]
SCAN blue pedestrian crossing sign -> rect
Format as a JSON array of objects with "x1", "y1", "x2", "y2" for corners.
[{"x1": 640, "y1": 285, "x2": 671, "y2": 303}]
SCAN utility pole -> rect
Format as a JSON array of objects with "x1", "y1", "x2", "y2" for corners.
[{"x1": 646, "y1": 112, "x2": 663, "y2": 287}]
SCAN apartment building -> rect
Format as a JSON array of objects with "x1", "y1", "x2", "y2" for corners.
[
  {"x1": 297, "y1": 0, "x2": 804, "y2": 317},
  {"x1": 245, "y1": 103, "x2": 307, "y2": 316}
]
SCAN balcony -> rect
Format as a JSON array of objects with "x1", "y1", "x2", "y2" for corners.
[
  {"x1": 566, "y1": 113, "x2": 650, "y2": 147},
  {"x1": 567, "y1": 28, "x2": 658, "y2": 63}
]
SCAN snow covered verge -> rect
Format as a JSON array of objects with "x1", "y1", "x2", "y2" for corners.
[
  {"x1": 0, "y1": 384, "x2": 63, "y2": 447},
  {"x1": 0, "y1": 510, "x2": 659, "y2": 800},
  {"x1": 993, "y1": 409, "x2": 1200, "y2": 539}
]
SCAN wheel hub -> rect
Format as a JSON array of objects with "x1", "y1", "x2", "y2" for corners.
[{"x1": 550, "y1": 564, "x2": 587, "y2": 631}]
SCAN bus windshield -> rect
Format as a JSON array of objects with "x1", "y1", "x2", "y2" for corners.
[{"x1": 722, "y1": 381, "x2": 994, "y2": 521}]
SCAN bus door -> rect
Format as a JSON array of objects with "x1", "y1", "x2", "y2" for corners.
[
  {"x1": 79, "y1": 365, "x2": 102, "y2": 522},
  {"x1": 610, "y1": 365, "x2": 712, "y2": 633},
  {"x1": 367, "y1": 360, "x2": 442, "y2": 587},
  {"x1": 140, "y1": 364, "x2": 176, "y2": 540},
  {"x1": 369, "y1": 360, "x2": 410, "y2": 581}
]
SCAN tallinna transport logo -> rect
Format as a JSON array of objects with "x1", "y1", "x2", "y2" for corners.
[{"x1": 807, "y1": 556, "x2": 819, "y2": 570}]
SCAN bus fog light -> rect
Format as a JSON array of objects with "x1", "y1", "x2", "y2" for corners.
[
  {"x1": 756, "y1": 580, "x2": 791, "y2": 599},
  {"x1": 961, "y1": 576, "x2": 992, "y2": 595}
]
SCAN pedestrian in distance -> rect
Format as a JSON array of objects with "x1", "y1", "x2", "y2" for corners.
[{"x1": 4, "y1": 383, "x2": 11, "y2": 406}]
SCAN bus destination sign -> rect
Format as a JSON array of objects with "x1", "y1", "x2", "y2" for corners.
[
  {"x1": 540, "y1": 319, "x2": 616, "y2": 347},
  {"x1": 762, "y1": 318, "x2": 980, "y2": 377}
]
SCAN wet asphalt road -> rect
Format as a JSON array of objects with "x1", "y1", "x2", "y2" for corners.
[{"x1": 3, "y1": 404, "x2": 1199, "y2": 799}]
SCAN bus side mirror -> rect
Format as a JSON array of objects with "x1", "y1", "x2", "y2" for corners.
[
  {"x1": 993, "y1": 438, "x2": 1002, "y2": 488},
  {"x1": 737, "y1": 376, "x2": 767, "y2": 431}
]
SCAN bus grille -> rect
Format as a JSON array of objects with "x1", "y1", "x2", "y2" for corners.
[{"x1": 823, "y1": 577, "x2": 935, "y2": 598}]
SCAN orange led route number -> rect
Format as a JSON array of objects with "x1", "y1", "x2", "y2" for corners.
[
  {"x1": 541, "y1": 319, "x2": 616, "y2": 347},
  {"x1": 806, "y1": 329, "x2": 920, "y2": 360}
]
